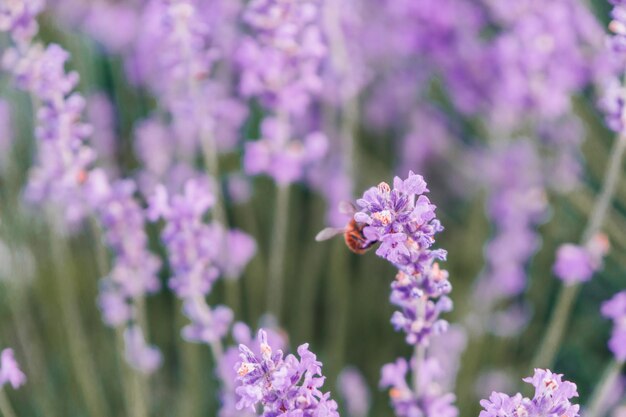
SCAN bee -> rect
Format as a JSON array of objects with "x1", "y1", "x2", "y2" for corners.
[{"x1": 315, "y1": 201, "x2": 377, "y2": 254}]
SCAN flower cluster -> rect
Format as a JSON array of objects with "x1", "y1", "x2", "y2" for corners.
[
  {"x1": 0, "y1": 348, "x2": 26, "y2": 390},
  {"x1": 337, "y1": 367, "x2": 370, "y2": 417},
  {"x1": 380, "y1": 357, "x2": 457, "y2": 417},
  {"x1": 553, "y1": 234, "x2": 609, "y2": 284},
  {"x1": 601, "y1": 291, "x2": 626, "y2": 362},
  {"x1": 243, "y1": 117, "x2": 328, "y2": 186},
  {"x1": 355, "y1": 171, "x2": 445, "y2": 274},
  {"x1": 0, "y1": 0, "x2": 44, "y2": 44},
  {"x1": 479, "y1": 369, "x2": 580, "y2": 417},
  {"x1": 85, "y1": 170, "x2": 163, "y2": 373},
  {"x1": 238, "y1": 0, "x2": 327, "y2": 116},
  {"x1": 609, "y1": 1, "x2": 626, "y2": 53},
  {"x1": 354, "y1": 173, "x2": 451, "y2": 345},
  {"x1": 148, "y1": 178, "x2": 255, "y2": 344},
  {"x1": 473, "y1": 141, "x2": 547, "y2": 316},
  {"x1": 2, "y1": 42, "x2": 95, "y2": 223},
  {"x1": 218, "y1": 324, "x2": 286, "y2": 417},
  {"x1": 235, "y1": 329, "x2": 339, "y2": 417}
]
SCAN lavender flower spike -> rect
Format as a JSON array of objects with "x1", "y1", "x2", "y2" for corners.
[
  {"x1": 354, "y1": 171, "x2": 445, "y2": 275},
  {"x1": 601, "y1": 291, "x2": 626, "y2": 362},
  {"x1": 0, "y1": 349, "x2": 26, "y2": 389},
  {"x1": 235, "y1": 329, "x2": 339, "y2": 417},
  {"x1": 479, "y1": 369, "x2": 580, "y2": 417}
]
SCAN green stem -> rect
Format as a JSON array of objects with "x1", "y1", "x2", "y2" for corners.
[
  {"x1": 266, "y1": 184, "x2": 291, "y2": 320},
  {"x1": 585, "y1": 360, "x2": 624, "y2": 417},
  {"x1": 90, "y1": 218, "x2": 148, "y2": 417},
  {"x1": 116, "y1": 328, "x2": 148, "y2": 417},
  {"x1": 0, "y1": 390, "x2": 17, "y2": 417},
  {"x1": 532, "y1": 134, "x2": 626, "y2": 369},
  {"x1": 49, "y1": 226, "x2": 109, "y2": 417}
]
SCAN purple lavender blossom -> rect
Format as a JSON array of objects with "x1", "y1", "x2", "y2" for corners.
[
  {"x1": 218, "y1": 324, "x2": 287, "y2": 417},
  {"x1": 337, "y1": 367, "x2": 370, "y2": 417},
  {"x1": 599, "y1": 78, "x2": 626, "y2": 134},
  {"x1": 86, "y1": 93, "x2": 118, "y2": 177},
  {"x1": 243, "y1": 117, "x2": 328, "y2": 186},
  {"x1": 237, "y1": 0, "x2": 327, "y2": 116},
  {"x1": 479, "y1": 369, "x2": 580, "y2": 417},
  {"x1": 235, "y1": 329, "x2": 339, "y2": 417},
  {"x1": 0, "y1": 348, "x2": 26, "y2": 389},
  {"x1": 123, "y1": 326, "x2": 163, "y2": 374},
  {"x1": 2, "y1": 41, "x2": 96, "y2": 225},
  {"x1": 0, "y1": 0, "x2": 44, "y2": 43},
  {"x1": 553, "y1": 234, "x2": 609, "y2": 284},
  {"x1": 181, "y1": 300, "x2": 233, "y2": 345},
  {"x1": 354, "y1": 171, "x2": 445, "y2": 275},
  {"x1": 380, "y1": 357, "x2": 457, "y2": 417},
  {"x1": 473, "y1": 141, "x2": 547, "y2": 311},
  {"x1": 601, "y1": 291, "x2": 626, "y2": 362},
  {"x1": 148, "y1": 177, "x2": 256, "y2": 345}
]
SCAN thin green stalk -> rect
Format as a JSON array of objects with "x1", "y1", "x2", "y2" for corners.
[
  {"x1": 585, "y1": 360, "x2": 624, "y2": 417},
  {"x1": 266, "y1": 184, "x2": 291, "y2": 320},
  {"x1": 532, "y1": 134, "x2": 626, "y2": 369},
  {"x1": 116, "y1": 328, "x2": 148, "y2": 417},
  {"x1": 0, "y1": 390, "x2": 17, "y2": 417},
  {"x1": 49, "y1": 225, "x2": 110, "y2": 417},
  {"x1": 90, "y1": 219, "x2": 147, "y2": 417}
]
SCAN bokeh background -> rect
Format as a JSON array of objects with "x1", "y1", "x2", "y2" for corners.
[{"x1": 0, "y1": 0, "x2": 625, "y2": 416}]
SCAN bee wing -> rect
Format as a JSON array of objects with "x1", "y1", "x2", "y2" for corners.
[
  {"x1": 338, "y1": 201, "x2": 356, "y2": 215},
  {"x1": 315, "y1": 227, "x2": 345, "y2": 242}
]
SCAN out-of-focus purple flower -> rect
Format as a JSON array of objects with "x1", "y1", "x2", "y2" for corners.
[
  {"x1": 473, "y1": 140, "x2": 548, "y2": 312},
  {"x1": 553, "y1": 235, "x2": 609, "y2": 284},
  {"x1": 82, "y1": 3, "x2": 138, "y2": 53},
  {"x1": 600, "y1": 78, "x2": 626, "y2": 134},
  {"x1": 87, "y1": 93, "x2": 118, "y2": 176},
  {"x1": 0, "y1": 348, "x2": 26, "y2": 389},
  {"x1": 610, "y1": 3, "x2": 626, "y2": 53},
  {"x1": 601, "y1": 291, "x2": 626, "y2": 362},
  {"x1": 399, "y1": 106, "x2": 452, "y2": 176},
  {"x1": 480, "y1": 0, "x2": 607, "y2": 128},
  {"x1": 475, "y1": 370, "x2": 516, "y2": 401},
  {"x1": 130, "y1": 0, "x2": 246, "y2": 159},
  {"x1": 84, "y1": 169, "x2": 163, "y2": 373},
  {"x1": 428, "y1": 325, "x2": 467, "y2": 390},
  {"x1": 123, "y1": 326, "x2": 163, "y2": 374},
  {"x1": 380, "y1": 357, "x2": 457, "y2": 417},
  {"x1": 243, "y1": 117, "x2": 328, "y2": 186},
  {"x1": 148, "y1": 178, "x2": 218, "y2": 297},
  {"x1": 235, "y1": 329, "x2": 339, "y2": 417},
  {"x1": 87, "y1": 170, "x2": 161, "y2": 302},
  {"x1": 149, "y1": 177, "x2": 256, "y2": 345},
  {"x1": 225, "y1": 174, "x2": 253, "y2": 205},
  {"x1": 2, "y1": 41, "x2": 96, "y2": 226},
  {"x1": 211, "y1": 225, "x2": 257, "y2": 279},
  {"x1": 479, "y1": 369, "x2": 580, "y2": 417},
  {"x1": 237, "y1": 0, "x2": 327, "y2": 116},
  {"x1": 182, "y1": 300, "x2": 234, "y2": 344},
  {"x1": 0, "y1": 0, "x2": 44, "y2": 43},
  {"x1": 337, "y1": 367, "x2": 370, "y2": 417}
]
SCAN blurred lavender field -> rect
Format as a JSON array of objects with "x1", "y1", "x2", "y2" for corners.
[{"x1": 1, "y1": 0, "x2": 626, "y2": 417}]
